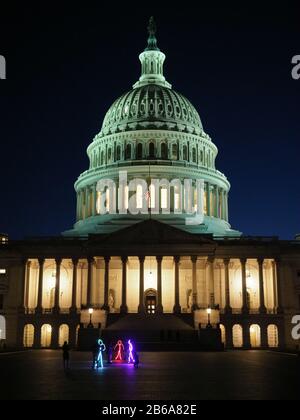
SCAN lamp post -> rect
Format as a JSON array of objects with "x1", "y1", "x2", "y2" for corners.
[
  {"x1": 88, "y1": 307, "x2": 94, "y2": 328},
  {"x1": 206, "y1": 307, "x2": 212, "y2": 327}
]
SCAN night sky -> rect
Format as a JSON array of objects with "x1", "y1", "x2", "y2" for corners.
[{"x1": 0, "y1": 1, "x2": 299, "y2": 239}]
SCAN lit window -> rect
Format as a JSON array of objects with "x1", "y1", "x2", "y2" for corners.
[
  {"x1": 149, "y1": 184, "x2": 155, "y2": 209},
  {"x1": 0, "y1": 269, "x2": 6, "y2": 274},
  {"x1": 106, "y1": 189, "x2": 110, "y2": 211},
  {"x1": 174, "y1": 193, "x2": 180, "y2": 210},
  {"x1": 136, "y1": 185, "x2": 143, "y2": 209},
  {"x1": 124, "y1": 186, "x2": 129, "y2": 209},
  {"x1": 161, "y1": 188, "x2": 168, "y2": 209}
]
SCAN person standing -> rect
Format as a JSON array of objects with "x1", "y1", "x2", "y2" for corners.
[{"x1": 62, "y1": 341, "x2": 70, "y2": 370}]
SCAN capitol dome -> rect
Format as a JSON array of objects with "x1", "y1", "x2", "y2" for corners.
[
  {"x1": 100, "y1": 84, "x2": 203, "y2": 137},
  {"x1": 63, "y1": 18, "x2": 241, "y2": 238}
]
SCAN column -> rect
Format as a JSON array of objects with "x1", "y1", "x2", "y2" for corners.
[
  {"x1": 19, "y1": 259, "x2": 27, "y2": 310},
  {"x1": 87, "y1": 257, "x2": 94, "y2": 308},
  {"x1": 258, "y1": 258, "x2": 266, "y2": 314},
  {"x1": 173, "y1": 256, "x2": 181, "y2": 314},
  {"x1": 207, "y1": 257, "x2": 215, "y2": 307},
  {"x1": 274, "y1": 259, "x2": 283, "y2": 313},
  {"x1": 271, "y1": 260, "x2": 278, "y2": 311},
  {"x1": 71, "y1": 258, "x2": 78, "y2": 311},
  {"x1": 224, "y1": 258, "x2": 232, "y2": 313},
  {"x1": 215, "y1": 186, "x2": 219, "y2": 218},
  {"x1": 120, "y1": 256, "x2": 128, "y2": 314},
  {"x1": 240, "y1": 258, "x2": 248, "y2": 314},
  {"x1": 102, "y1": 256, "x2": 110, "y2": 311},
  {"x1": 93, "y1": 183, "x2": 97, "y2": 216},
  {"x1": 138, "y1": 256, "x2": 145, "y2": 313},
  {"x1": 221, "y1": 189, "x2": 225, "y2": 220},
  {"x1": 225, "y1": 323, "x2": 233, "y2": 348},
  {"x1": 85, "y1": 187, "x2": 89, "y2": 218},
  {"x1": 191, "y1": 256, "x2": 198, "y2": 310},
  {"x1": 79, "y1": 190, "x2": 83, "y2": 220},
  {"x1": 242, "y1": 323, "x2": 251, "y2": 349},
  {"x1": 260, "y1": 323, "x2": 268, "y2": 348},
  {"x1": 225, "y1": 192, "x2": 229, "y2": 222},
  {"x1": 156, "y1": 256, "x2": 163, "y2": 313},
  {"x1": 36, "y1": 258, "x2": 45, "y2": 312},
  {"x1": 54, "y1": 258, "x2": 62, "y2": 313},
  {"x1": 24, "y1": 261, "x2": 31, "y2": 309},
  {"x1": 76, "y1": 192, "x2": 79, "y2": 221},
  {"x1": 206, "y1": 183, "x2": 211, "y2": 216}
]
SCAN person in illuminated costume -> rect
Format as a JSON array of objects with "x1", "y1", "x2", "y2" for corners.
[
  {"x1": 127, "y1": 339, "x2": 135, "y2": 364},
  {"x1": 96, "y1": 339, "x2": 106, "y2": 369},
  {"x1": 114, "y1": 340, "x2": 124, "y2": 361}
]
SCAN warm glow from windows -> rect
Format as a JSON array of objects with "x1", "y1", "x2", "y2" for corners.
[
  {"x1": 161, "y1": 188, "x2": 168, "y2": 209},
  {"x1": 174, "y1": 193, "x2": 180, "y2": 210},
  {"x1": 125, "y1": 186, "x2": 129, "y2": 209},
  {"x1": 106, "y1": 189, "x2": 110, "y2": 211},
  {"x1": 136, "y1": 185, "x2": 143, "y2": 209},
  {"x1": 149, "y1": 184, "x2": 155, "y2": 208},
  {"x1": 0, "y1": 269, "x2": 6, "y2": 274}
]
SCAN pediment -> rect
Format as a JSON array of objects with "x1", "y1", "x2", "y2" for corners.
[{"x1": 89, "y1": 219, "x2": 214, "y2": 246}]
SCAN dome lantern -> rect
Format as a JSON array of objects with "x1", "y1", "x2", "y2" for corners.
[{"x1": 133, "y1": 17, "x2": 172, "y2": 89}]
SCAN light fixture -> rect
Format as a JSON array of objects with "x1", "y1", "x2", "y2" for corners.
[
  {"x1": 206, "y1": 307, "x2": 212, "y2": 325},
  {"x1": 88, "y1": 307, "x2": 94, "y2": 327}
]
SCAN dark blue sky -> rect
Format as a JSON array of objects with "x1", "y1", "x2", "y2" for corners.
[{"x1": 0, "y1": 1, "x2": 299, "y2": 239}]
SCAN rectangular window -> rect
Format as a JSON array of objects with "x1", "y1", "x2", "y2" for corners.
[
  {"x1": 174, "y1": 193, "x2": 180, "y2": 211},
  {"x1": 161, "y1": 188, "x2": 168, "y2": 209},
  {"x1": 0, "y1": 269, "x2": 6, "y2": 274}
]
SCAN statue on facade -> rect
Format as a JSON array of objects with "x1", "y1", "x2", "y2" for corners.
[
  {"x1": 187, "y1": 289, "x2": 193, "y2": 313},
  {"x1": 108, "y1": 290, "x2": 115, "y2": 312}
]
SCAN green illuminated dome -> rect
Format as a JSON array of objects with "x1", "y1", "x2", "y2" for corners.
[
  {"x1": 100, "y1": 85, "x2": 203, "y2": 137},
  {"x1": 63, "y1": 17, "x2": 241, "y2": 239}
]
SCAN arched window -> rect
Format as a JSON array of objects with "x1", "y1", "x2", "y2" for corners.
[
  {"x1": 149, "y1": 142, "x2": 155, "y2": 158},
  {"x1": 116, "y1": 145, "x2": 121, "y2": 161},
  {"x1": 232, "y1": 324, "x2": 243, "y2": 348},
  {"x1": 0, "y1": 315, "x2": 6, "y2": 341},
  {"x1": 200, "y1": 150, "x2": 203, "y2": 163},
  {"x1": 172, "y1": 143, "x2": 178, "y2": 160},
  {"x1": 107, "y1": 148, "x2": 112, "y2": 163},
  {"x1": 250, "y1": 324, "x2": 261, "y2": 348},
  {"x1": 100, "y1": 151, "x2": 104, "y2": 166},
  {"x1": 125, "y1": 144, "x2": 132, "y2": 160},
  {"x1": 59, "y1": 324, "x2": 69, "y2": 347},
  {"x1": 136, "y1": 143, "x2": 143, "y2": 159},
  {"x1": 41, "y1": 324, "x2": 52, "y2": 348},
  {"x1": 23, "y1": 324, "x2": 34, "y2": 348},
  {"x1": 267, "y1": 324, "x2": 279, "y2": 348},
  {"x1": 183, "y1": 145, "x2": 188, "y2": 161},
  {"x1": 219, "y1": 324, "x2": 226, "y2": 345},
  {"x1": 192, "y1": 148, "x2": 197, "y2": 163},
  {"x1": 161, "y1": 143, "x2": 168, "y2": 159}
]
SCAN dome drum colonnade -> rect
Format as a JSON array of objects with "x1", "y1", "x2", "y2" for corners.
[{"x1": 64, "y1": 17, "x2": 239, "y2": 238}]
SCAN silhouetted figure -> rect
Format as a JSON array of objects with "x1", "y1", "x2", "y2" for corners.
[
  {"x1": 92, "y1": 341, "x2": 100, "y2": 369},
  {"x1": 62, "y1": 341, "x2": 70, "y2": 370},
  {"x1": 134, "y1": 352, "x2": 139, "y2": 368}
]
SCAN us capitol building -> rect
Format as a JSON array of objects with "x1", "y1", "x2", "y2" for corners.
[{"x1": 1, "y1": 19, "x2": 300, "y2": 351}]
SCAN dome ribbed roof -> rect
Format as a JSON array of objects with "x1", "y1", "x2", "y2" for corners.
[{"x1": 100, "y1": 84, "x2": 203, "y2": 137}]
